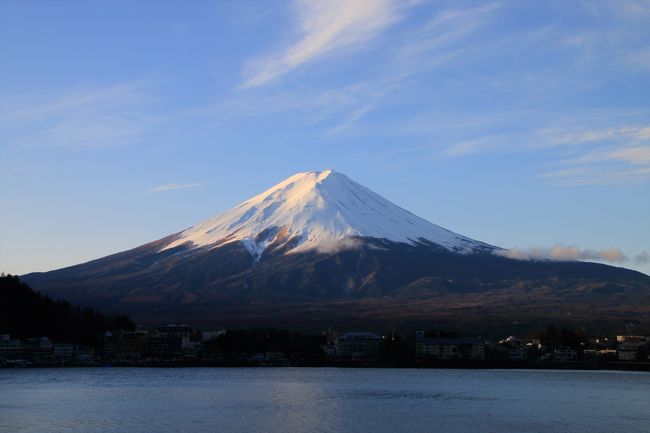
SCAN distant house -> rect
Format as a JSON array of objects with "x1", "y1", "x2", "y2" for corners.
[
  {"x1": 597, "y1": 349, "x2": 617, "y2": 360},
  {"x1": 496, "y1": 336, "x2": 529, "y2": 360},
  {"x1": 616, "y1": 335, "x2": 649, "y2": 343},
  {"x1": 147, "y1": 332, "x2": 183, "y2": 359},
  {"x1": 553, "y1": 346, "x2": 577, "y2": 361},
  {"x1": 117, "y1": 331, "x2": 148, "y2": 359},
  {"x1": 507, "y1": 346, "x2": 527, "y2": 361},
  {"x1": 618, "y1": 341, "x2": 649, "y2": 361},
  {"x1": 0, "y1": 335, "x2": 22, "y2": 361},
  {"x1": 102, "y1": 331, "x2": 117, "y2": 359},
  {"x1": 416, "y1": 333, "x2": 485, "y2": 360},
  {"x1": 54, "y1": 343, "x2": 75, "y2": 360},
  {"x1": 584, "y1": 349, "x2": 617, "y2": 361},
  {"x1": 201, "y1": 329, "x2": 226, "y2": 342},
  {"x1": 335, "y1": 332, "x2": 381, "y2": 359},
  {"x1": 157, "y1": 324, "x2": 192, "y2": 349},
  {"x1": 22, "y1": 337, "x2": 54, "y2": 362}
]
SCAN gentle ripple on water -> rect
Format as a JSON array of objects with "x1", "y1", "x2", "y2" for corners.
[{"x1": 0, "y1": 368, "x2": 649, "y2": 433}]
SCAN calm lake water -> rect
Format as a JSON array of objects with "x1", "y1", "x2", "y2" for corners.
[{"x1": 1, "y1": 368, "x2": 649, "y2": 433}]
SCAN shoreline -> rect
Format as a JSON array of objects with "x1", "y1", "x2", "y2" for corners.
[{"x1": 3, "y1": 360, "x2": 650, "y2": 372}]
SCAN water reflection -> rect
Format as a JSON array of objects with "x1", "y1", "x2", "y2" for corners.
[{"x1": 0, "y1": 368, "x2": 649, "y2": 433}]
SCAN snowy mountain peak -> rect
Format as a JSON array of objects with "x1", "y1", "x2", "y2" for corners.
[{"x1": 161, "y1": 170, "x2": 495, "y2": 258}]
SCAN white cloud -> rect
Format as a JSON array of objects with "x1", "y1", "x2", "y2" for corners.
[
  {"x1": 149, "y1": 182, "x2": 203, "y2": 193},
  {"x1": 496, "y1": 243, "x2": 629, "y2": 264},
  {"x1": 242, "y1": 0, "x2": 399, "y2": 87},
  {"x1": 313, "y1": 237, "x2": 363, "y2": 254}
]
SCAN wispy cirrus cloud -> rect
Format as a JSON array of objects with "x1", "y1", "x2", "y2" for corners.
[
  {"x1": 539, "y1": 165, "x2": 650, "y2": 186},
  {"x1": 194, "y1": 1, "x2": 649, "y2": 190},
  {"x1": 219, "y1": 1, "x2": 500, "y2": 134},
  {"x1": 397, "y1": 1, "x2": 501, "y2": 62},
  {"x1": 562, "y1": 145, "x2": 650, "y2": 166},
  {"x1": 149, "y1": 182, "x2": 203, "y2": 193},
  {"x1": 241, "y1": 0, "x2": 400, "y2": 88},
  {"x1": 2, "y1": 81, "x2": 150, "y2": 122},
  {"x1": 538, "y1": 124, "x2": 650, "y2": 185},
  {"x1": 0, "y1": 80, "x2": 159, "y2": 150},
  {"x1": 542, "y1": 126, "x2": 650, "y2": 149}
]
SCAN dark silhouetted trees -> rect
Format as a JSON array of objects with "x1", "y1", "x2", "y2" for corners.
[
  {"x1": 202, "y1": 328, "x2": 326, "y2": 360},
  {"x1": 0, "y1": 275, "x2": 134, "y2": 347}
]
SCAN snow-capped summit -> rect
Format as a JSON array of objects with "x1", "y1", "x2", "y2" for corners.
[{"x1": 162, "y1": 169, "x2": 494, "y2": 259}]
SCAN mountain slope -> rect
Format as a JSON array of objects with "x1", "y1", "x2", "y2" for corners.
[{"x1": 22, "y1": 170, "x2": 650, "y2": 332}]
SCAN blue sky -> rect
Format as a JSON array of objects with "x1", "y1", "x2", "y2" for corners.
[{"x1": 1, "y1": 0, "x2": 649, "y2": 275}]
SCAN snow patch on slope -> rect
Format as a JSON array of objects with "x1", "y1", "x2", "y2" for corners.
[{"x1": 161, "y1": 169, "x2": 494, "y2": 258}]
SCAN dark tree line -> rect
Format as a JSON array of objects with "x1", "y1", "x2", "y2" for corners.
[
  {"x1": 0, "y1": 275, "x2": 134, "y2": 347},
  {"x1": 202, "y1": 328, "x2": 417, "y2": 364},
  {"x1": 539, "y1": 325, "x2": 587, "y2": 349},
  {"x1": 202, "y1": 328, "x2": 327, "y2": 360},
  {"x1": 378, "y1": 333, "x2": 416, "y2": 365}
]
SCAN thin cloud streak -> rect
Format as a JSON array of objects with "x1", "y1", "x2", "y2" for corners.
[
  {"x1": 149, "y1": 182, "x2": 203, "y2": 193},
  {"x1": 544, "y1": 126, "x2": 650, "y2": 149},
  {"x1": 2, "y1": 81, "x2": 151, "y2": 123},
  {"x1": 398, "y1": 1, "x2": 501, "y2": 60},
  {"x1": 0, "y1": 80, "x2": 160, "y2": 150},
  {"x1": 563, "y1": 145, "x2": 650, "y2": 166},
  {"x1": 538, "y1": 125, "x2": 650, "y2": 185},
  {"x1": 540, "y1": 166, "x2": 650, "y2": 186}
]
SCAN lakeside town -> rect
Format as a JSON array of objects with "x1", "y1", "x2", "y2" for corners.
[
  {"x1": 2, "y1": 324, "x2": 649, "y2": 370},
  {"x1": 2, "y1": 274, "x2": 649, "y2": 370}
]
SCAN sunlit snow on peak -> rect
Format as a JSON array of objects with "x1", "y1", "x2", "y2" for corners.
[{"x1": 161, "y1": 170, "x2": 494, "y2": 258}]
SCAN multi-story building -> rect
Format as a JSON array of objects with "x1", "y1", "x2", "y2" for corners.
[
  {"x1": 618, "y1": 341, "x2": 649, "y2": 361},
  {"x1": 157, "y1": 325, "x2": 192, "y2": 349},
  {"x1": 54, "y1": 343, "x2": 75, "y2": 360},
  {"x1": 335, "y1": 332, "x2": 381, "y2": 359},
  {"x1": 0, "y1": 335, "x2": 22, "y2": 361},
  {"x1": 201, "y1": 330, "x2": 226, "y2": 342},
  {"x1": 553, "y1": 346, "x2": 577, "y2": 361},
  {"x1": 147, "y1": 332, "x2": 183, "y2": 359},
  {"x1": 102, "y1": 331, "x2": 117, "y2": 359},
  {"x1": 117, "y1": 331, "x2": 148, "y2": 359},
  {"x1": 416, "y1": 333, "x2": 485, "y2": 360},
  {"x1": 616, "y1": 335, "x2": 649, "y2": 343},
  {"x1": 21, "y1": 337, "x2": 54, "y2": 362}
]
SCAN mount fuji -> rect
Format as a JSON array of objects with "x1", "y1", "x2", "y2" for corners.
[
  {"x1": 23, "y1": 170, "x2": 650, "y2": 332},
  {"x1": 161, "y1": 169, "x2": 495, "y2": 258}
]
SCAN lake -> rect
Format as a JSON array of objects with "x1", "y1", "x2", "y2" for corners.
[{"x1": 1, "y1": 368, "x2": 649, "y2": 433}]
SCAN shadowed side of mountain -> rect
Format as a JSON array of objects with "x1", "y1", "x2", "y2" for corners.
[{"x1": 22, "y1": 237, "x2": 650, "y2": 333}]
